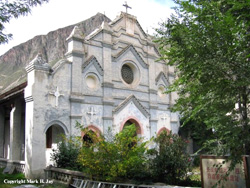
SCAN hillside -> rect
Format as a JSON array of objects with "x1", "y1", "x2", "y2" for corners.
[{"x1": 0, "y1": 13, "x2": 111, "y2": 95}]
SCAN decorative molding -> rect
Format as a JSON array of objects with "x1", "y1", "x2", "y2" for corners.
[
  {"x1": 66, "y1": 26, "x2": 84, "y2": 42},
  {"x1": 149, "y1": 119, "x2": 158, "y2": 123},
  {"x1": 69, "y1": 94, "x2": 84, "y2": 103},
  {"x1": 149, "y1": 89, "x2": 157, "y2": 94},
  {"x1": 112, "y1": 45, "x2": 148, "y2": 69},
  {"x1": 86, "y1": 106, "x2": 97, "y2": 123},
  {"x1": 102, "y1": 117, "x2": 113, "y2": 120},
  {"x1": 25, "y1": 54, "x2": 51, "y2": 73},
  {"x1": 155, "y1": 71, "x2": 169, "y2": 86},
  {"x1": 49, "y1": 86, "x2": 64, "y2": 107},
  {"x1": 24, "y1": 96, "x2": 33, "y2": 103},
  {"x1": 43, "y1": 120, "x2": 69, "y2": 134},
  {"x1": 65, "y1": 50, "x2": 84, "y2": 58},
  {"x1": 70, "y1": 115, "x2": 82, "y2": 119},
  {"x1": 113, "y1": 94, "x2": 150, "y2": 118},
  {"x1": 149, "y1": 104, "x2": 158, "y2": 109},
  {"x1": 102, "y1": 82, "x2": 114, "y2": 88},
  {"x1": 82, "y1": 56, "x2": 104, "y2": 76},
  {"x1": 103, "y1": 100, "x2": 114, "y2": 106}
]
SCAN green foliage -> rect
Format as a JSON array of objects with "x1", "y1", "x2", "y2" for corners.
[
  {"x1": 148, "y1": 131, "x2": 191, "y2": 185},
  {"x1": 51, "y1": 136, "x2": 82, "y2": 171},
  {"x1": 156, "y1": 0, "x2": 250, "y2": 166},
  {"x1": 78, "y1": 124, "x2": 149, "y2": 182},
  {"x1": 0, "y1": 0, "x2": 49, "y2": 44}
]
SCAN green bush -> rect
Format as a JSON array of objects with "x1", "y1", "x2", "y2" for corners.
[
  {"x1": 51, "y1": 136, "x2": 82, "y2": 171},
  {"x1": 78, "y1": 124, "x2": 149, "y2": 182},
  {"x1": 148, "y1": 131, "x2": 191, "y2": 185}
]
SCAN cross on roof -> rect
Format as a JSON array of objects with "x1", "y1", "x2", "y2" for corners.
[{"x1": 123, "y1": 1, "x2": 132, "y2": 13}]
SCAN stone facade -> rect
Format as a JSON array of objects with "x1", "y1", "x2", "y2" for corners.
[{"x1": 0, "y1": 12, "x2": 179, "y2": 178}]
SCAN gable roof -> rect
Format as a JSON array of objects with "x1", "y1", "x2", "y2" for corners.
[
  {"x1": 113, "y1": 95, "x2": 150, "y2": 118},
  {"x1": 82, "y1": 56, "x2": 104, "y2": 76},
  {"x1": 112, "y1": 45, "x2": 148, "y2": 68}
]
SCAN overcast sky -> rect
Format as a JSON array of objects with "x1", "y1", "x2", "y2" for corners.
[{"x1": 0, "y1": 0, "x2": 175, "y2": 56}]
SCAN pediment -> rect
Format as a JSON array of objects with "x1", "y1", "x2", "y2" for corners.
[
  {"x1": 155, "y1": 72, "x2": 169, "y2": 86},
  {"x1": 113, "y1": 95, "x2": 150, "y2": 118},
  {"x1": 110, "y1": 12, "x2": 147, "y2": 39},
  {"x1": 82, "y1": 56, "x2": 103, "y2": 76},
  {"x1": 112, "y1": 45, "x2": 148, "y2": 68}
]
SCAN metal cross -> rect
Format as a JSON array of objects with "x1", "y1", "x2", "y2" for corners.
[
  {"x1": 161, "y1": 114, "x2": 168, "y2": 125},
  {"x1": 123, "y1": 1, "x2": 132, "y2": 13},
  {"x1": 87, "y1": 107, "x2": 97, "y2": 123},
  {"x1": 49, "y1": 86, "x2": 64, "y2": 107}
]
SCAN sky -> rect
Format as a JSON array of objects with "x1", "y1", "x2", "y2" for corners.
[{"x1": 0, "y1": 0, "x2": 176, "y2": 56}]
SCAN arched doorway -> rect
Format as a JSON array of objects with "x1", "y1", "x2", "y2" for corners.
[{"x1": 45, "y1": 124, "x2": 65, "y2": 166}]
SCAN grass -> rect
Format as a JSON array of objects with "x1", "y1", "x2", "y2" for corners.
[
  {"x1": 0, "y1": 168, "x2": 68, "y2": 188},
  {"x1": 0, "y1": 168, "x2": 26, "y2": 188}
]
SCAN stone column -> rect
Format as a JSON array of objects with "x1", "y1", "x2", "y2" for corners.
[
  {"x1": 9, "y1": 99, "x2": 22, "y2": 160},
  {"x1": 0, "y1": 106, "x2": 4, "y2": 158}
]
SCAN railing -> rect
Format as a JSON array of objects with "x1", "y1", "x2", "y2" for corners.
[
  {"x1": 44, "y1": 167, "x2": 200, "y2": 188},
  {"x1": 0, "y1": 158, "x2": 25, "y2": 173},
  {"x1": 44, "y1": 166, "x2": 86, "y2": 184}
]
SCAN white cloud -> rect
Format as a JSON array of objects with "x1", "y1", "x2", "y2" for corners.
[{"x1": 0, "y1": 0, "x2": 174, "y2": 55}]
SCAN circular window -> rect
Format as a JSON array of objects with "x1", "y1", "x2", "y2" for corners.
[
  {"x1": 86, "y1": 74, "x2": 99, "y2": 90},
  {"x1": 158, "y1": 85, "x2": 166, "y2": 97},
  {"x1": 121, "y1": 64, "x2": 134, "y2": 84}
]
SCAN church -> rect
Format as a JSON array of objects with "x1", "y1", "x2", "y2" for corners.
[{"x1": 0, "y1": 11, "x2": 179, "y2": 178}]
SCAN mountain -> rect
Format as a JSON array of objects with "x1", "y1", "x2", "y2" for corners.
[{"x1": 0, "y1": 13, "x2": 111, "y2": 95}]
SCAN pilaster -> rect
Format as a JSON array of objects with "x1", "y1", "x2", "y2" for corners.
[
  {"x1": 101, "y1": 22, "x2": 114, "y2": 132},
  {"x1": 0, "y1": 106, "x2": 4, "y2": 158},
  {"x1": 24, "y1": 54, "x2": 51, "y2": 178},
  {"x1": 65, "y1": 26, "x2": 85, "y2": 94},
  {"x1": 9, "y1": 99, "x2": 22, "y2": 160}
]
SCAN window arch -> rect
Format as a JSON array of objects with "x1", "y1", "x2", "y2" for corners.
[
  {"x1": 157, "y1": 127, "x2": 170, "y2": 136},
  {"x1": 120, "y1": 117, "x2": 143, "y2": 136}
]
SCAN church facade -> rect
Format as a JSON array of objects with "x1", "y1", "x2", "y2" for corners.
[{"x1": 0, "y1": 12, "x2": 179, "y2": 178}]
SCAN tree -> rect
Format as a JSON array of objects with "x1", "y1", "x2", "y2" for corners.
[
  {"x1": 156, "y1": 0, "x2": 250, "y2": 166},
  {"x1": 0, "y1": 0, "x2": 49, "y2": 44},
  {"x1": 148, "y1": 131, "x2": 191, "y2": 185}
]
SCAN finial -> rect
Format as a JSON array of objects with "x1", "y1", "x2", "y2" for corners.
[{"x1": 123, "y1": 1, "x2": 132, "y2": 13}]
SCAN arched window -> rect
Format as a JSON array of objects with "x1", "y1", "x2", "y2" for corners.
[
  {"x1": 82, "y1": 130, "x2": 96, "y2": 147},
  {"x1": 123, "y1": 119, "x2": 142, "y2": 136},
  {"x1": 81, "y1": 125, "x2": 101, "y2": 147},
  {"x1": 157, "y1": 127, "x2": 170, "y2": 137},
  {"x1": 46, "y1": 124, "x2": 65, "y2": 149}
]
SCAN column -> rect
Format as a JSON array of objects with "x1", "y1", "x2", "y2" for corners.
[
  {"x1": 9, "y1": 99, "x2": 22, "y2": 160},
  {"x1": 0, "y1": 106, "x2": 4, "y2": 158}
]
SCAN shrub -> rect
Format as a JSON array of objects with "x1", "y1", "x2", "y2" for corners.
[
  {"x1": 51, "y1": 136, "x2": 82, "y2": 171},
  {"x1": 78, "y1": 124, "x2": 149, "y2": 182},
  {"x1": 148, "y1": 131, "x2": 191, "y2": 185}
]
